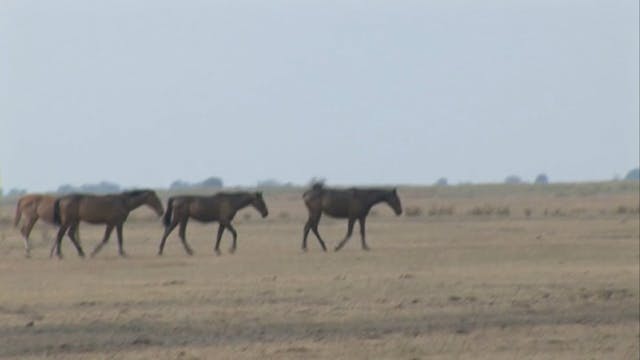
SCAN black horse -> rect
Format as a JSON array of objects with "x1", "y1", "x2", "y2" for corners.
[
  {"x1": 158, "y1": 192, "x2": 268, "y2": 255},
  {"x1": 302, "y1": 183, "x2": 402, "y2": 252}
]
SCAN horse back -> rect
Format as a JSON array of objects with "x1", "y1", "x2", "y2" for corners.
[
  {"x1": 36, "y1": 195, "x2": 58, "y2": 224},
  {"x1": 74, "y1": 195, "x2": 127, "y2": 223},
  {"x1": 187, "y1": 196, "x2": 222, "y2": 222}
]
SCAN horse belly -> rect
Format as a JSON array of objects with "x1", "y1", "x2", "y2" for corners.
[
  {"x1": 323, "y1": 207, "x2": 350, "y2": 218},
  {"x1": 191, "y1": 213, "x2": 218, "y2": 223},
  {"x1": 37, "y1": 200, "x2": 56, "y2": 224},
  {"x1": 321, "y1": 195, "x2": 355, "y2": 218},
  {"x1": 189, "y1": 202, "x2": 219, "y2": 223}
]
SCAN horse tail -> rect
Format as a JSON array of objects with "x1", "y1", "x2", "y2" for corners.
[
  {"x1": 163, "y1": 198, "x2": 174, "y2": 228},
  {"x1": 13, "y1": 197, "x2": 24, "y2": 227},
  {"x1": 53, "y1": 198, "x2": 62, "y2": 225}
]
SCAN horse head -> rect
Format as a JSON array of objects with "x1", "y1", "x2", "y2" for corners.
[
  {"x1": 385, "y1": 188, "x2": 403, "y2": 216},
  {"x1": 132, "y1": 190, "x2": 164, "y2": 217},
  {"x1": 253, "y1": 192, "x2": 269, "y2": 218}
]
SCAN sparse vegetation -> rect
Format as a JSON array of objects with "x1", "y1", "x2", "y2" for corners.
[
  {"x1": 468, "y1": 205, "x2": 510, "y2": 217},
  {"x1": 469, "y1": 205, "x2": 495, "y2": 216},
  {"x1": 615, "y1": 205, "x2": 640, "y2": 214},
  {"x1": 427, "y1": 205, "x2": 454, "y2": 216},
  {"x1": 404, "y1": 206, "x2": 423, "y2": 217}
]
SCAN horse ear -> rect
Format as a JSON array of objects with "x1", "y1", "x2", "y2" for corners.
[
  {"x1": 257, "y1": 192, "x2": 263, "y2": 198},
  {"x1": 392, "y1": 188, "x2": 397, "y2": 194}
]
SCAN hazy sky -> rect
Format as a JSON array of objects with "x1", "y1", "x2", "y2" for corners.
[{"x1": 1, "y1": 0, "x2": 638, "y2": 192}]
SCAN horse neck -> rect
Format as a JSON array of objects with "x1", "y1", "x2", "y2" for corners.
[
  {"x1": 123, "y1": 193, "x2": 149, "y2": 211},
  {"x1": 230, "y1": 193, "x2": 254, "y2": 211},
  {"x1": 362, "y1": 190, "x2": 389, "y2": 210}
]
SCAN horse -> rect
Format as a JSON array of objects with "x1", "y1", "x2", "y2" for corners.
[
  {"x1": 302, "y1": 183, "x2": 403, "y2": 252},
  {"x1": 158, "y1": 192, "x2": 268, "y2": 256},
  {"x1": 13, "y1": 194, "x2": 79, "y2": 257},
  {"x1": 51, "y1": 189, "x2": 164, "y2": 258}
]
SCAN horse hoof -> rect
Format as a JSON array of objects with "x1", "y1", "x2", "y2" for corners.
[
  {"x1": 186, "y1": 250, "x2": 194, "y2": 256},
  {"x1": 119, "y1": 252, "x2": 127, "y2": 258},
  {"x1": 362, "y1": 247, "x2": 370, "y2": 251},
  {"x1": 214, "y1": 249, "x2": 221, "y2": 256},
  {"x1": 229, "y1": 248, "x2": 236, "y2": 254},
  {"x1": 157, "y1": 252, "x2": 163, "y2": 256},
  {"x1": 301, "y1": 247, "x2": 307, "y2": 252}
]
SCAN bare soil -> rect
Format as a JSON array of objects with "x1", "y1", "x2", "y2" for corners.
[{"x1": 0, "y1": 183, "x2": 638, "y2": 359}]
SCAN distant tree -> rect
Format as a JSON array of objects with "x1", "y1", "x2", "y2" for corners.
[
  {"x1": 56, "y1": 181, "x2": 120, "y2": 194},
  {"x1": 534, "y1": 173, "x2": 549, "y2": 185},
  {"x1": 57, "y1": 184, "x2": 76, "y2": 194},
  {"x1": 200, "y1": 177, "x2": 223, "y2": 188},
  {"x1": 170, "y1": 180, "x2": 191, "y2": 189},
  {"x1": 80, "y1": 181, "x2": 120, "y2": 194},
  {"x1": 504, "y1": 175, "x2": 523, "y2": 184},
  {"x1": 625, "y1": 168, "x2": 640, "y2": 181},
  {"x1": 435, "y1": 177, "x2": 448, "y2": 186},
  {"x1": 7, "y1": 188, "x2": 27, "y2": 197},
  {"x1": 257, "y1": 179, "x2": 287, "y2": 188}
]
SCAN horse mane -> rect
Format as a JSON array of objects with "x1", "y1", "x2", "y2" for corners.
[
  {"x1": 310, "y1": 182, "x2": 324, "y2": 192},
  {"x1": 122, "y1": 189, "x2": 151, "y2": 197}
]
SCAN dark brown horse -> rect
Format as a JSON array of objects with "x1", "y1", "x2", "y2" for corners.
[
  {"x1": 13, "y1": 194, "x2": 78, "y2": 257},
  {"x1": 52, "y1": 190, "x2": 164, "y2": 258},
  {"x1": 158, "y1": 192, "x2": 268, "y2": 255},
  {"x1": 302, "y1": 183, "x2": 403, "y2": 252}
]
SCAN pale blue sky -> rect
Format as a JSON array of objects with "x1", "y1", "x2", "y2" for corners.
[{"x1": 1, "y1": 0, "x2": 638, "y2": 192}]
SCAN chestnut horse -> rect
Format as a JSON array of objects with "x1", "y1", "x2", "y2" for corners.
[
  {"x1": 302, "y1": 183, "x2": 403, "y2": 252},
  {"x1": 158, "y1": 192, "x2": 268, "y2": 255},
  {"x1": 51, "y1": 190, "x2": 164, "y2": 258},
  {"x1": 13, "y1": 194, "x2": 78, "y2": 257}
]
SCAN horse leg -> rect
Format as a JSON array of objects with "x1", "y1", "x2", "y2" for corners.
[
  {"x1": 334, "y1": 218, "x2": 355, "y2": 252},
  {"x1": 158, "y1": 219, "x2": 179, "y2": 255},
  {"x1": 214, "y1": 224, "x2": 225, "y2": 255},
  {"x1": 302, "y1": 220, "x2": 312, "y2": 251},
  {"x1": 67, "y1": 224, "x2": 85, "y2": 257},
  {"x1": 51, "y1": 225, "x2": 68, "y2": 259},
  {"x1": 311, "y1": 226, "x2": 327, "y2": 252},
  {"x1": 178, "y1": 219, "x2": 193, "y2": 256},
  {"x1": 91, "y1": 225, "x2": 114, "y2": 257},
  {"x1": 359, "y1": 217, "x2": 369, "y2": 251},
  {"x1": 116, "y1": 224, "x2": 126, "y2": 257},
  {"x1": 21, "y1": 216, "x2": 37, "y2": 258},
  {"x1": 303, "y1": 212, "x2": 322, "y2": 251},
  {"x1": 226, "y1": 223, "x2": 238, "y2": 254}
]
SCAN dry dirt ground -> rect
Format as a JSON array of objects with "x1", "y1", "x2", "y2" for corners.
[{"x1": 0, "y1": 183, "x2": 638, "y2": 359}]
